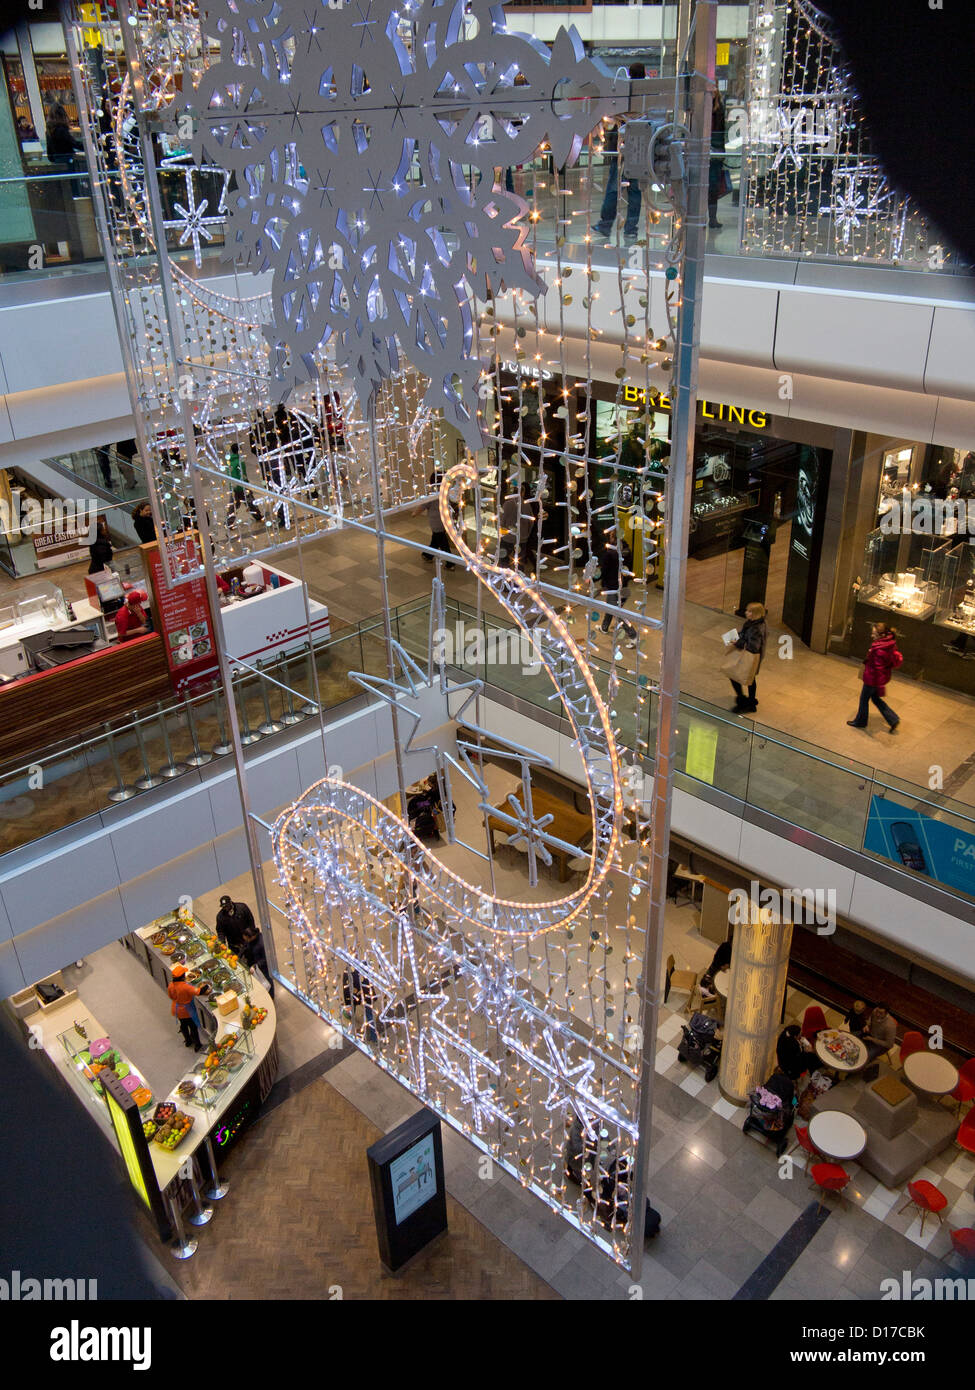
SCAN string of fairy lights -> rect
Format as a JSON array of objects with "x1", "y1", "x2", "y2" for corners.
[
  {"x1": 741, "y1": 0, "x2": 945, "y2": 267},
  {"x1": 70, "y1": 0, "x2": 710, "y2": 1269}
]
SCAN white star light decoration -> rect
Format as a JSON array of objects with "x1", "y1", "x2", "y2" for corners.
[
  {"x1": 819, "y1": 165, "x2": 896, "y2": 246},
  {"x1": 160, "y1": 158, "x2": 230, "y2": 267},
  {"x1": 182, "y1": 0, "x2": 624, "y2": 444}
]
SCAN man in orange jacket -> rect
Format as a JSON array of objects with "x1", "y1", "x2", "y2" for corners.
[{"x1": 168, "y1": 963, "x2": 206, "y2": 1051}]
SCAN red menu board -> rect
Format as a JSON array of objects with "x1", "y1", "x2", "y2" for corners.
[{"x1": 145, "y1": 537, "x2": 220, "y2": 694}]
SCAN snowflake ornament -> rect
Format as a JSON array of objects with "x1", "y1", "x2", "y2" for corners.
[
  {"x1": 182, "y1": 0, "x2": 624, "y2": 445},
  {"x1": 161, "y1": 159, "x2": 230, "y2": 267}
]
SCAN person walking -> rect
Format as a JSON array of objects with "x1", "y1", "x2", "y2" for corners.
[
  {"x1": 93, "y1": 446, "x2": 114, "y2": 491},
  {"x1": 115, "y1": 438, "x2": 139, "y2": 490},
  {"x1": 591, "y1": 65, "x2": 646, "y2": 246},
  {"x1": 708, "y1": 89, "x2": 727, "y2": 230},
  {"x1": 725, "y1": 601, "x2": 767, "y2": 711},
  {"x1": 847, "y1": 622, "x2": 902, "y2": 733},
  {"x1": 598, "y1": 528, "x2": 638, "y2": 643},
  {"x1": 240, "y1": 923, "x2": 274, "y2": 999},
  {"x1": 422, "y1": 469, "x2": 452, "y2": 560},
  {"x1": 168, "y1": 963, "x2": 207, "y2": 1051}
]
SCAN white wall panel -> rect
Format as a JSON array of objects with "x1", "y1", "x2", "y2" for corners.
[
  {"x1": 117, "y1": 841, "x2": 222, "y2": 930},
  {"x1": 0, "y1": 294, "x2": 123, "y2": 394},
  {"x1": 736, "y1": 821, "x2": 858, "y2": 917},
  {"x1": 924, "y1": 303, "x2": 975, "y2": 401},
  {"x1": 3, "y1": 377, "x2": 131, "y2": 446},
  {"x1": 671, "y1": 785, "x2": 746, "y2": 863},
  {"x1": 848, "y1": 873, "x2": 973, "y2": 977},
  {"x1": 774, "y1": 288, "x2": 933, "y2": 393},
  {"x1": 212, "y1": 826, "x2": 251, "y2": 887},
  {"x1": 0, "y1": 937, "x2": 26, "y2": 997},
  {"x1": 14, "y1": 887, "x2": 129, "y2": 985},
  {"x1": 0, "y1": 831, "x2": 121, "y2": 935},
  {"x1": 107, "y1": 786, "x2": 219, "y2": 882},
  {"x1": 700, "y1": 277, "x2": 778, "y2": 366}
]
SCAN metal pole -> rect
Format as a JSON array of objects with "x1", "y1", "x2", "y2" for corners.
[
  {"x1": 628, "y1": 0, "x2": 716, "y2": 1282},
  {"x1": 165, "y1": 1190, "x2": 197, "y2": 1260},
  {"x1": 116, "y1": 0, "x2": 276, "y2": 949},
  {"x1": 366, "y1": 407, "x2": 411, "y2": 810},
  {"x1": 183, "y1": 696, "x2": 213, "y2": 767},
  {"x1": 133, "y1": 717, "x2": 163, "y2": 790},
  {"x1": 186, "y1": 1161, "x2": 214, "y2": 1227},
  {"x1": 202, "y1": 1133, "x2": 230, "y2": 1200},
  {"x1": 255, "y1": 657, "x2": 284, "y2": 735},
  {"x1": 156, "y1": 701, "x2": 188, "y2": 778},
  {"x1": 104, "y1": 721, "x2": 137, "y2": 801}
]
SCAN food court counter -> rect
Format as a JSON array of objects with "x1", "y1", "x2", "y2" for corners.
[
  {"x1": 26, "y1": 972, "x2": 276, "y2": 1194},
  {"x1": 0, "y1": 632, "x2": 171, "y2": 764}
]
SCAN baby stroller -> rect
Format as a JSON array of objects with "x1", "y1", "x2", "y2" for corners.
[
  {"x1": 677, "y1": 1011, "x2": 722, "y2": 1083},
  {"x1": 742, "y1": 1070, "x2": 796, "y2": 1157}
]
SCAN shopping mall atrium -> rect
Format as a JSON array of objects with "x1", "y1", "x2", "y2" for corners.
[{"x1": 2, "y1": 0, "x2": 974, "y2": 1322}]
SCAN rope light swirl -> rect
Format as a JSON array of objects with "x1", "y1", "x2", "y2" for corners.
[{"x1": 273, "y1": 461, "x2": 624, "y2": 939}]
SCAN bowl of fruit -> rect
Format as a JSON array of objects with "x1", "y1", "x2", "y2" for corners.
[
  {"x1": 153, "y1": 1101, "x2": 176, "y2": 1125},
  {"x1": 143, "y1": 1119, "x2": 158, "y2": 1140}
]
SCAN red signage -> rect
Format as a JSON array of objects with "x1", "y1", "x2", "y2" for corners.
[{"x1": 144, "y1": 537, "x2": 220, "y2": 694}]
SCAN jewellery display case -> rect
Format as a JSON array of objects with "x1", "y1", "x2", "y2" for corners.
[{"x1": 935, "y1": 543, "x2": 975, "y2": 638}]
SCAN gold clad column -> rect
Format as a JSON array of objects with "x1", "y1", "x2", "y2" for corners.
[{"x1": 718, "y1": 902, "x2": 792, "y2": 1105}]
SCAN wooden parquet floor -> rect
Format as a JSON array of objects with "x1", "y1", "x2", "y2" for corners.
[{"x1": 172, "y1": 1075, "x2": 559, "y2": 1301}]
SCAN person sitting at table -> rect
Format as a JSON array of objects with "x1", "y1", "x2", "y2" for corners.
[
  {"x1": 706, "y1": 938, "x2": 732, "y2": 979},
  {"x1": 844, "y1": 999, "x2": 870, "y2": 1037},
  {"x1": 776, "y1": 1023, "x2": 811, "y2": 1082},
  {"x1": 863, "y1": 1003, "x2": 897, "y2": 1063}
]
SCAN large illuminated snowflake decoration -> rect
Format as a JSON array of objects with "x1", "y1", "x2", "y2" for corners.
[{"x1": 182, "y1": 0, "x2": 624, "y2": 445}]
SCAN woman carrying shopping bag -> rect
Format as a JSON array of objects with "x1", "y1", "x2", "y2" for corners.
[
  {"x1": 721, "y1": 602, "x2": 767, "y2": 712},
  {"x1": 846, "y1": 622, "x2": 903, "y2": 733}
]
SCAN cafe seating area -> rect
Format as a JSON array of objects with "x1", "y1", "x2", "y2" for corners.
[{"x1": 654, "y1": 896, "x2": 975, "y2": 1263}]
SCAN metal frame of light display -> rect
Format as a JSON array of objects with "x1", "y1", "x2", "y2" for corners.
[{"x1": 68, "y1": 0, "x2": 717, "y2": 1276}]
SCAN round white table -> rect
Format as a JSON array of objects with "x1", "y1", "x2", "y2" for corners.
[
  {"x1": 814, "y1": 1030, "x2": 868, "y2": 1074},
  {"x1": 713, "y1": 969, "x2": 730, "y2": 999},
  {"x1": 809, "y1": 1110, "x2": 867, "y2": 1162},
  {"x1": 903, "y1": 1051, "x2": 959, "y2": 1097}
]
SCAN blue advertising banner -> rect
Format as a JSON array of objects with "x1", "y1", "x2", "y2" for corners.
[{"x1": 865, "y1": 796, "x2": 975, "y2": 897}]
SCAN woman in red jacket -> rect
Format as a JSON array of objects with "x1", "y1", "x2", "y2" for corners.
[{"x1": 847, "y1": 622, "x2": 903, "y2": 733}]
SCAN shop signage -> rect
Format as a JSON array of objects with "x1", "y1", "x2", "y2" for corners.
[
  {"x1": 367, "y1": 1108, "x2": 447, "y2": 1273},
  {"x1": 500, "y1": 360, "x2": 554, "y2": 383},
  {"x1": 145, "y1": 537, "x2": 220, "y2": 695},
  {"x1": 865, "y1": 797, "x2": 975, "y2": 898},
  {"x1": 100, "y1": 1070, "x2": 171, "y2": 1242},
  {"x1": 622, "y1": 385, "x2": 769, "y2": 429}
]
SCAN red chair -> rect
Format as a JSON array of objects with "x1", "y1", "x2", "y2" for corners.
[
  {"x1": 899, "y1": 1180, "x2": 948, "y2": 1236},
  {"x1": 789, "y1": 1125, "x2": 821, "y2": 1163},
  {"x1": 801, "y1": 1005, "x2": 828, "y2": 1043},
  {"x1": 809, "y1": 1163, "x2": 851, "y2": 1211},
  {"x1": 950, "y1": 1058, "x2": 975, "y2": 1113},
  {"x1": 899, "y1": 1031, "x2": 927, "y2": 1067},
  {"x1": 957, "y1": 1109, "x2": 975, "y2": 1155},
  {"x1": 950, "y1": 1228, "x2": 975, "y2": 1265}
]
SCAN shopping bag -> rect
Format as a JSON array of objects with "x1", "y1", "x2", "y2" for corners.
[{"x1": 720, "y1": 645, "x2": 759, "y2": 684}]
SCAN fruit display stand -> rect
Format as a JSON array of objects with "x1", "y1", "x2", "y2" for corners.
[{"x1": 21, "y1": 937, "x2": 277, "y2": 1256}]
